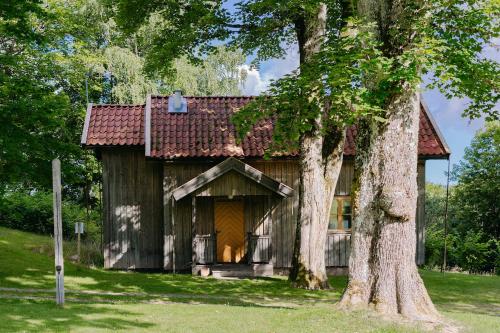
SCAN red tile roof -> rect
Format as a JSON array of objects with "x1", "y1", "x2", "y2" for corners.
[
  {"x1": 149, "y1": 96, "x2": 279, "y2": 158},
  {"x1": 82, "y1": 96, "x2": 450, "y2": 159},
  {"x1": 84, "y1": 104, "x2": 144, "y2": 146}
]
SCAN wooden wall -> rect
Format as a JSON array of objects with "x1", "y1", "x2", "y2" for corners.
[
  {"x1": 163, "y1": 163, "x2": 212, "y2": 270},
  {"x1": 248, "y1": 161, "x2": 300, "y2": 268},
  {"x1": 101, "y1": 150, "x2": 163, "y2": 269},
  {"x1": 416, "y1": 161, "x2": 426, "y2": 265},
  {"x1": 101, "y1": 155, "x2": 426, "y2": 270}
]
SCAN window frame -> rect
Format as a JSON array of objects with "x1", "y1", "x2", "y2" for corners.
[{"x1": 328, "y1": 196, "x2": 352, "y2": 233}]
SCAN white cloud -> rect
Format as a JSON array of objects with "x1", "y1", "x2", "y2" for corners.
[
  {"x1": 239, "y1": 65, "x2": 270, "y2": 95},
  {"x1": 241, "y1": 45, "x2": 300, "y2": 95}
]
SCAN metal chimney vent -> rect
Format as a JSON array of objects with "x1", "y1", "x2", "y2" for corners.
[{"x1": 168, "y1": 90, "x2": 187, "y2": 113}]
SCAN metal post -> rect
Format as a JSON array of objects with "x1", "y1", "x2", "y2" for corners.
[
  {"x1": 52, "y1": 159, "x2": 65, "y2": 305},
  {"x1": 442, "y1": 157, "x2": 451, "y2": 273}
]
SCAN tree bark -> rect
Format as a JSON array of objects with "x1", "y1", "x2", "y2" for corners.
[
  {"x1": 288, "y1": 3, "x2": 346, "y2": 289},
  {"x1": 339, "y1": 0, "x2": 440, "y2": 320},
  {"x1": 340, "y1": 90, "x2": 439, "y2": 320},
  {"x1": 290, "y1": 126, "x2": 345, "y2": 289}
]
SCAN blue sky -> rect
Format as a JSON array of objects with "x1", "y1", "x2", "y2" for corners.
[{"x1": 241, "y1": 43, "x2": 498, "y2": 185}]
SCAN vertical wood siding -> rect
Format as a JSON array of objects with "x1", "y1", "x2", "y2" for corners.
[
  {"x1": 163, "y1": 163, "x2": 212, "y2": 270},
  {"x1": 102, "y1": 155, "x2": 426, "y2": 270},
  {"x1": 102, "y1": 150, "x2": 163, "y2": 269},
  {"x1": 416, "y1": 161, "x2": 426, "y2": 265}
]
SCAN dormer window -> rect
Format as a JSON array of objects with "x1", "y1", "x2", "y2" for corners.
[{"x1": 168, "y1": 90, "x2": 187, "y2": 113}]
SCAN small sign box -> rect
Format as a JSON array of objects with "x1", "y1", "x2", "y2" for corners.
[{"x1": 74, "y1": 222, "x2": 84, "y2": 234}]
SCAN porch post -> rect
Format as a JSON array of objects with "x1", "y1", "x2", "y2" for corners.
[
  {"x1": 267, "y1": 195, "x2": 273, "y2": 264},
  {"x1": 192, "y1": 196, "x2": 197, "y2": 274}
]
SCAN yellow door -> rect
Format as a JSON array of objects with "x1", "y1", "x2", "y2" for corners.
[{"x1": 214, "y1": 200, "x2": 245, "y2": 263}]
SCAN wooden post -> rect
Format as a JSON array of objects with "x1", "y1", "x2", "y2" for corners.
[
  {"x1": 172, "y1": 198, "x2": 176, "y2": 274},
  {"x1": 192, "y1": 196, "x2": 197, "y2": 273},
  {"x1": 52, "y1": 159, "x2": 64, "y2": 306},
  {"x1": 247, "y1": 232, "x2": 253, "y2": 265}
]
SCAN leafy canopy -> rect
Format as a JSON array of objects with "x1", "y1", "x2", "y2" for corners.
[
  {"x1": 112, "y1": 1, "x2": 498, "y2": 154},
  {"x1": 451, "y1": 122, "x2": 500, "y2": 239}
]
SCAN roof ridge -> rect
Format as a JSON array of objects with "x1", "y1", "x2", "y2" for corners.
[
  {"x1": 92, "y1": 103, "x2": 145, "y2": 107},
  {"x1": 150, "y1": 95, "x2": 257, "y2": 98}
]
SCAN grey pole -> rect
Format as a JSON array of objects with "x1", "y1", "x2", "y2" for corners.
[{"x1": 52, "y1": 159, "x2": 65, "y2": 305}]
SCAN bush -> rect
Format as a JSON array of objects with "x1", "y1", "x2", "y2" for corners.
[
  {"x1": 0, "y1": 191, "x2": 100, "y2": 240},
  {"x1": 453, "y1": 232, "x2": 500, "y2": 274}
]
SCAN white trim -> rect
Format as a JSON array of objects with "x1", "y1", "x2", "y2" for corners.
[
  {"x1": 80, "y1": 103, "x2": 93, "y2": 145},
  {"x1": 420, "y1": 96, "x2": 451, "y2": 155},
  {"x1": 145, "y1": 94, "x2": 152, "y2": 156}
]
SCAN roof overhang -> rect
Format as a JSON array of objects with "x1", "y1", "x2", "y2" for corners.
[
  {"x1": 80, "y1": 103, "x2": 93, "y2": 145},
  {"x1": 172, "y1": 157, "x2": 294, "y2": 201},
  {"x1": 420, "y1": 96, "x2": 451, "y2": 158}
]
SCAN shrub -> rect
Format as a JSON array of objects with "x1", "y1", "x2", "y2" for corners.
[
  {"x1": 452, "y1": 231, "x2": 499, "y2": 274},
  {"x1": 0, "y1": 191, "x2": 100, "y2": 240}
]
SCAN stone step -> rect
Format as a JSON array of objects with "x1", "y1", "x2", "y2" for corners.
[{"x1": 210, "y1": 264, "x2": 273, "y2": 278}]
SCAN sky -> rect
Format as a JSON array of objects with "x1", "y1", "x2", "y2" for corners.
[{"x1": 240, "y1": 43, "x2": 498, "y2": 185}]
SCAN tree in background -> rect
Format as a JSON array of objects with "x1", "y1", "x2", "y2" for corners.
[
  {"x1": 452, "y1": 122, "x2": 500, "y2": 240},
  {"x1": 0, "y1": 0, "x2": 247, "y2": 248},
  {"x1": 424, "y1": 122, "x2": 500, "y2": 274},
  {"x1": 0, "y1": 0, "x2": 78, "y2": 191},
  {"x1": 423, "y1": 183, "x2": 455, "y2": 268},
  {"x1": 0, "y1": 0, "x2": 246, "y2": 194}
]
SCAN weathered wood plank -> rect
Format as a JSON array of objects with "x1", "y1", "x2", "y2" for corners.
[
  {"x1": 416, "y1": 161, "x2": 426, "y2": 265},
  {"x1": 101, "y1": 150, "x2": 163, "y2": 269}
]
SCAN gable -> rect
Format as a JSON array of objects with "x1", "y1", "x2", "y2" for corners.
[{"x1": 172, "y1": 157, "x2": 294, "y2": 200}]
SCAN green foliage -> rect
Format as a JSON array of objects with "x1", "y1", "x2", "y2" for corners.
[
  {"x1": 425, "y1": 122, "x2": 500, "y2": 274},
  {"x1": 0, "y1": 191, "x2": 100, "y2": 240},
  {"x1": 451, "y1": 122, "x2": 500, "y2": 239},
  {"x1": 165, "y1": 46, "x2": 247, "y2": 96},
  {"x1": 232, "y1": 20, "x2": 394, "y2": 153},
  {"x1": 1, "y1": 0, "x2": 246, "y2": 196},
  {"x1": 425, "y1": 0, "x2": 500, "y2": 120},
  {"x1": 452, "y1": 232, "x2": 499, "y2": 274},
  {"x1": 111, "y1": 1, "x2": 498, "y2": 154}
]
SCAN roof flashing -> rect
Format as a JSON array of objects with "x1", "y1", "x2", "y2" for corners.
[{"x1": 168, "y1": 90, "x2": 187, "y2": 113}]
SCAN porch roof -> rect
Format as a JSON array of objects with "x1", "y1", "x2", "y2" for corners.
[{"x1": 172, "y1": 157, "x2": 294, "y2": 201}]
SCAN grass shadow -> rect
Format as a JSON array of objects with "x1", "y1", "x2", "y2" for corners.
[{"x1": 0, "y1": 298, "x2": 154, "y2": 332}]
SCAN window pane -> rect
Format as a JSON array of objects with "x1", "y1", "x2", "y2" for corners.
[
  {"x1": 343, "y1": 215, "x2": 352, "y2": 229},
  {"x1": 343, "y1": 200, "x2": 351, "y2": 214},
  {"x1": 328, "y1": 200, "x2": 338, "y2": 229}
]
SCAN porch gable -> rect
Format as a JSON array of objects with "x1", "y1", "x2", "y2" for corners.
[{"x1": 172, "y1": 157, "x2": 294, "y2": 201}]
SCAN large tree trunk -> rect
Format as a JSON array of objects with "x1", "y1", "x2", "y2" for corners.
[
  {"x1": 339, "y1": 0, "x2": 439, "y2": 320},
  {"x1": 288, "y1": 3, "x2": 347, "y2": 289},
  {"x1": 290, "y1": 126, "x2": 345, "y2": 289},
  {"x1": 340, "y1": 90, "x2": 439, "y2": 320}
]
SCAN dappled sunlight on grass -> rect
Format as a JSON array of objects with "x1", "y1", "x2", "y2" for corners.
[
  {"x1": 0, "y1": 299, "x2": 155, "y2": 332},
  {"x1": 1, "y1": 227, "x2": 499, "y2": 332},
  {"x1": 420, "y1": 270, "x2": 500, "y2": 317}
]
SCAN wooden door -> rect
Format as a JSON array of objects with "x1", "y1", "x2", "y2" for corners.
[{"x1": 214, "y1": 200, "x2": 245, "y2": 263}]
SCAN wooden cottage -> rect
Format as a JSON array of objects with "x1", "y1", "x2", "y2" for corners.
[{"x1": 81, "y1": 93, "x2": 450, "y2": 277}]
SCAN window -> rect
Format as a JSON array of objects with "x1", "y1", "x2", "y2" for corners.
[{"x1": 328, "y1": 197, "x2": 352, "y2": 231}]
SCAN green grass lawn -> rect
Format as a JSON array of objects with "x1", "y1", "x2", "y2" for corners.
[{"x1": 0, "y1": 227, "x2": 499, "y2": 333}]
